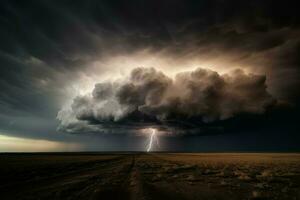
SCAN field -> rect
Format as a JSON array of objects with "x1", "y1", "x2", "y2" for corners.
[{"x1": 0, "y1": 153, "x2": 300, "y2": 200}]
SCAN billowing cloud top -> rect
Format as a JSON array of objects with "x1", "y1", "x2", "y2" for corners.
[{"x1": 57, "y1": 67, "x2": 275, "y2": 135}]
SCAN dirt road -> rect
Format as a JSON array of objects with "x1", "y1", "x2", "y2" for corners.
[{"x1": 1, "y1": 153, "x2": 300, "y2": 200}]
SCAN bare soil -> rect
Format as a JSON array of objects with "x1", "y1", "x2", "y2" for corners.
[{"x1": 0, "y1": 153, "x2": 300, "y2": 200}]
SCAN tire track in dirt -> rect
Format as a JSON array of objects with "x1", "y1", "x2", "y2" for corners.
[
  {"x1": 135, "y1": 154, "x2": 190, "y2": 200},
  {"x1": 83, "y1": 154, "x2": 137, "y2": 200}
]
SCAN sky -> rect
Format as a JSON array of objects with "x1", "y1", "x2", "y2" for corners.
[{"x1": 0, "y1": 0, "x2": 299, "y2": 152}]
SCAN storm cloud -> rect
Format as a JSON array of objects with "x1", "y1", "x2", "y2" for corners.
[
  {"x1": 57, "y1": 67, "x2": 276, "y2": 134},
  {"x1": 1, "y1": 0, "x2": 299, "y2": 151}
]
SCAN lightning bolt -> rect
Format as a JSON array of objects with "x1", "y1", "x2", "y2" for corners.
[{"x1": 147, "y1": 128, "x2": 156, "y2": 152}]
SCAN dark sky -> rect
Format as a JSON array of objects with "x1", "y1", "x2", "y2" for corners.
[{"x1": 0, "y1": 0, "x2": 299, "y2": 152}]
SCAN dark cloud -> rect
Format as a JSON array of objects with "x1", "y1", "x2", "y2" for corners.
[
  {"x1": 0, "y1": 0, "x2": 299, "y2": 150},
  {"x1": 57, "y1": 67, "x2": 276, "y2": 134}
]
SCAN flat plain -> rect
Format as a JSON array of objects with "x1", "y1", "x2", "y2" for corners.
[{"x1": 0, "y1": 153, "x2": 300, "y2": 200}]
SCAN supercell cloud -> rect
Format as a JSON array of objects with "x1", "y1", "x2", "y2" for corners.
[
  {"x1": 1, "y1": 0, "x2": 299, "y2": 151},
  {"x1": 57, "y1": 67, "x2": 275, "y2": 135}
]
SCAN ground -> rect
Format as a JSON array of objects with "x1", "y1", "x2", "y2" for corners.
[{"x1": 0, "y1": 153, "x2": 300, "y2": 200}]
